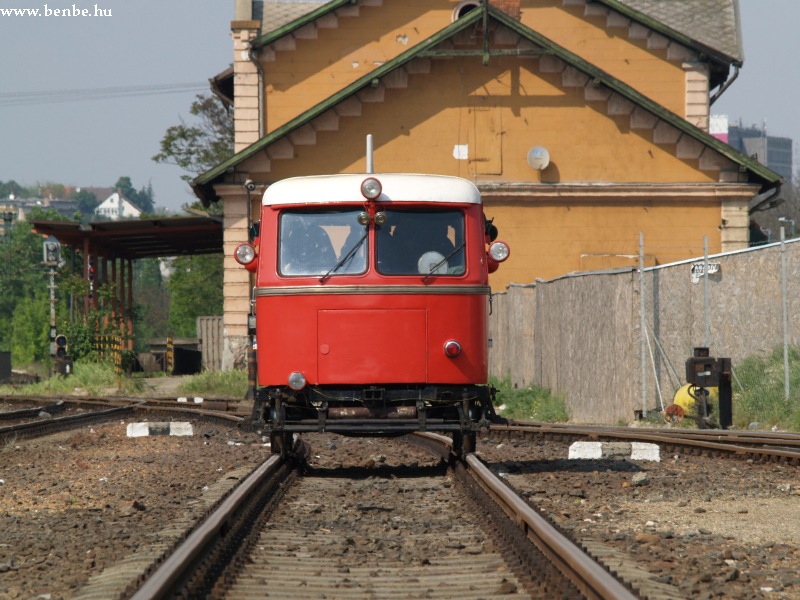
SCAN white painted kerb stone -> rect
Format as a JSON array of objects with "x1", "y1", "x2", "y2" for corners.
[
  {"x1": 126, "y1": 422, "x2": 194, "y2": 437},
  {"x1": 569, "y1": 441, "x2": 660, "y2": 462}
]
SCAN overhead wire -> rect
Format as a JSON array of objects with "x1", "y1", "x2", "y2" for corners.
[{"x1": 0, "y1": 82, "x2": 208, "y2": 107}]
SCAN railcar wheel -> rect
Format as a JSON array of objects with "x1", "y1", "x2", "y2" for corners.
[
  {"x1": 270, "y1": 431, "x2": 293, "y2": 456},
  {"x1": 453, "y1": 431, "x2": 476, "y2": 458}
]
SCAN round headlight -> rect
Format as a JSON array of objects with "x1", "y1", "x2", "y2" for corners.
[
  {"x1": 234, "y1": 243, "x2": 256, "y2": 265},
  {"x1": 374, "y1": 211, "x2": 387, "y2": 226},
  {"x1": 360, "y1": 177, "x2": 382, "y2": 200},
  {"x1": 357, "y1": 211, "x2": 370, "y2": 226},
  {"x1": 287, "y1": 371, "x2": 307, "y2": 391},
  {"x1": 488, "y1": 241, "x2": 510, "y2": 263}
]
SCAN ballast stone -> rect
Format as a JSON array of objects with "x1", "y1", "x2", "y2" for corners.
[
  {"x1": 568, "y1": 441, "x2": 660, "y2": 462},
  {"x1": 126, "y1": 422, "x2": 194, "y2": 437}
]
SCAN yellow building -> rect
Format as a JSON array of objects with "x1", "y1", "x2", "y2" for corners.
[{"x1": 193, "y1": 0, "x2": 781, "y2": 369}]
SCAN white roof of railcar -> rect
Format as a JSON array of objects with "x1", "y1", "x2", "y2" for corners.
[{"x1": 262, "y1": 173, "x2": 481, "y2": 206}]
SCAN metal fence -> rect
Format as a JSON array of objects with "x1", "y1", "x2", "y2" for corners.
[{"x1": 488, "y1": 231, "x2": 800, "y2": 425}]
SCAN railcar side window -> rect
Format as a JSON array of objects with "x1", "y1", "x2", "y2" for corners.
[
  {"x1": 376, "y1": 209, "x2": 465, "y2": 276},
  {"x1": 279, "y1": 210, "x2": 368, "y2": 276}
]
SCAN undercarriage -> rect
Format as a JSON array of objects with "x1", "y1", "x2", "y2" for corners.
[{"x1": 252, "y1": 384, "x2": 498, "y2": 457}]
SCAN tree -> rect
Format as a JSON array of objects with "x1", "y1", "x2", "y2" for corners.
[
  {"x1": 0, "y1": 207, "x2": 73, "y2": 361},
  {"x1": 166, "y1": 254, "x2": 223, "y2": 337},
  {"x1": 152, "y1": 94, "x2": 234, "y2": 180},
  {"x1": 152, "y1": 93, "x2": 232, "y2": 340},
  {"x1": 0, "y1": 180, "x2": 29, "y2": 199},
  {"x1": 74, "y1": 188, "x2": 99, "y2": 216},
  {"x1": 113, "y1": 176, "x2": 155, "y2": 213},
  {"x1": 131, "y1": 258, "x2": 169, "y2": 350}
]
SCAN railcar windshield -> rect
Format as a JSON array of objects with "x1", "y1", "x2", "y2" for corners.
[
  {"x1": 279, "y1": 209, "x2": 368, "y2": 276},
  {"x1": 376, "y1": 209, "x2": 465, "y2": 276}
]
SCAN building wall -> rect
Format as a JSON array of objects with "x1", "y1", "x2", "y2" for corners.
[
  {"x1": 235, "y1": 53, "x2": 747, "y2": 288},
  {"x1": 520, "y1": 0, "x2": 689, "y2": 118},
  {"x1": 262, "y1": 0, "x2": 455, "y2": 133},
  {"x1": 259, "y1": 0, "x2": 698, "y2": 135}
]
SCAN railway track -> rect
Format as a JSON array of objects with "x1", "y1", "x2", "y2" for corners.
[
  {"x1": 6, "y1": 396, "x2": 796, "y2": 599},
  {"x1": 127, "y1": 433, "x2": 636, "y2": 600},
  {"x1": 495, "y1": 420, "x2": 800, "y2": 463},
  {"x1": 0, "y1": 397, "x2": 244, "y2": 446}
]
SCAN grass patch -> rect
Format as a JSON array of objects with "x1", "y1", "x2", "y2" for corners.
[
  {"x1": 732, "y1": 345, "x2": 800, "y2": 431},
  {"x1": 176, "y1": 369, "x2": 248, "y2": 399},
  {"x1": 0, "y1": 360, "x2": 143, "y2": 396},
  {"x1": 0, "y1": 363, "x2": 247, "y2": 399},
  {"x1": 491, "y1": 375, "x2": 569, "y2": 422}
]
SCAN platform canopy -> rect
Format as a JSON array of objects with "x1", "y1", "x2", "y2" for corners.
[{"x1": 30, "y1": 215, "x2": 223, "y2": 260}]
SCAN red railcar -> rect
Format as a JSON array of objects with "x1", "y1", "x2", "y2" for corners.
[{"x1": 235, "y1": 173, "x2": 509, "y2": 455}]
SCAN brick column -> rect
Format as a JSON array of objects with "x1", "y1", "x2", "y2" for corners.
[
  {"x1": 232, "y1": 20, "x2": 262, "y2": 152},
  {"x1": 215, "y1": 183, "x2": 253, "y2": 371},
  {"x1": 684, "y1": 61, "x2": 710, "y2": 131}
]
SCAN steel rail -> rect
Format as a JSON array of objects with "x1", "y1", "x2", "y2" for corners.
[
  {"x1": 130, "y1": 454, "x2": 283, "y2": 600},
  {"x1": 506, "y1": 419, "x2": 800, "y2": 444},
  {"x1": 412, "y1": 432, "x2": 636, "y2": 598},
  {"x1": 0, "y1": 400, "x2": 65, "y2": 421},
  {"x1": 495, "y1": 422, "x2": 800, "y2": 461},
  {"x1": 0, "y1": 404, "x2": 136, "y2": 444},
  {"x1": 465, "y1": 453, "x2": 638, "y2": 600}
]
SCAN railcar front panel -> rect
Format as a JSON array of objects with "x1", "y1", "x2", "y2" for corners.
[
  {"x1": 255, "y1": 290, "x2": 489, "y2": 386},
  {"x1": 234, "y1": 173, "x2": 510, "y2": 453}
]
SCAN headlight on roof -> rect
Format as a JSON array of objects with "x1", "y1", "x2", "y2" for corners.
[{"x1": 360, "y1": 177, "x2": 382, "y2": 200}]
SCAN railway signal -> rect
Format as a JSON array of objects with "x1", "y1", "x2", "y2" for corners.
[{"x1": 55, "y1": 334, "x2": 68, "y2": 358}]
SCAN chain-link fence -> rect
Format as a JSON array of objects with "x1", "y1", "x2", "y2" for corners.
[
  {"x1": 488, "y1": 232, "x2": 800, "y2": 426},
  {"x1": 642, "y1": 231, "x2": 800, "y2": 427}
]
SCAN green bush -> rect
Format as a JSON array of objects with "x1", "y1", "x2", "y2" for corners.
[{"x1": 490, "y1": 375, "x2": 569, "y2": 422}]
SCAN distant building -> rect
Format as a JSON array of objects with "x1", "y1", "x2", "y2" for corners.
[
  {"x1": 94, "y1": 190, "x2": 142, "y2": 220},
  {"x1": 712, "y1": 116, "x2": 793, "y2": 185},
  {"x1": 1, "y1": 195, "x2": 78, "y2": 223}
]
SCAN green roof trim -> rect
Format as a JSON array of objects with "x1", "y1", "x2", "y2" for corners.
[
  {"x1": 194, "y1": 3, "x2": 779, "y2": 198},
  {"x1": 252, "y1": 0, "x2": 356, "y2": 49},
  {"x1": 594, "y1": 0, "x2": 741, "y2": 67}
]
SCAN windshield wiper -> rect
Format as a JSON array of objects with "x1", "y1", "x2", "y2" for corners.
[
  {"x1": 422, "y1": 242, "x2": 466, "y2": 283},
  {"x1": 320, "y1": 229, "x2": 368, "y2": 283}
]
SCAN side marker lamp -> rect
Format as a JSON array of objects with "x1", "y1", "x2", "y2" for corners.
[
  {"x1": 234, "y1": 243, "x2": 256, "y2": 265},
  {"x1": 488, "y1": 241, "x2": 510, "y2": 263}
]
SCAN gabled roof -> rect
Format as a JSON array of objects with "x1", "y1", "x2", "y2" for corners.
[
  {"x1": 255, "y1": 0, "x2": 742, "y2": 65},
  {"x1": 194, "y1": 4, "x2": 779, "y2": 203},
  {"x1": 609, "y1": 0, "x2": 743, "y2": 64}
]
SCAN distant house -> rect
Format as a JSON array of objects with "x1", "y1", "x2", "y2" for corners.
[{"x1": 94, "y1": 190, "x2": 142, "y2": 220}]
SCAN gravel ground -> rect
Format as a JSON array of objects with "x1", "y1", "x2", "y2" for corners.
[
  {"x1": 5, "y1": 422, "x2": 798, "y2": 599},
  {"x1": 0, "y1": 418, "x2": 267, "y2": 600},
  {"x1": 477, "y1": 434, "x2": 800, "y2": 599},
  {"x1": 226, "y1": 433, "x2": 533, "y2": 599}
]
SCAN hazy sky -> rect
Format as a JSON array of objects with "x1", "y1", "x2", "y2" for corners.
[{"x1": 0, "y1": 0, "x2": 795, "y2": 212}]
